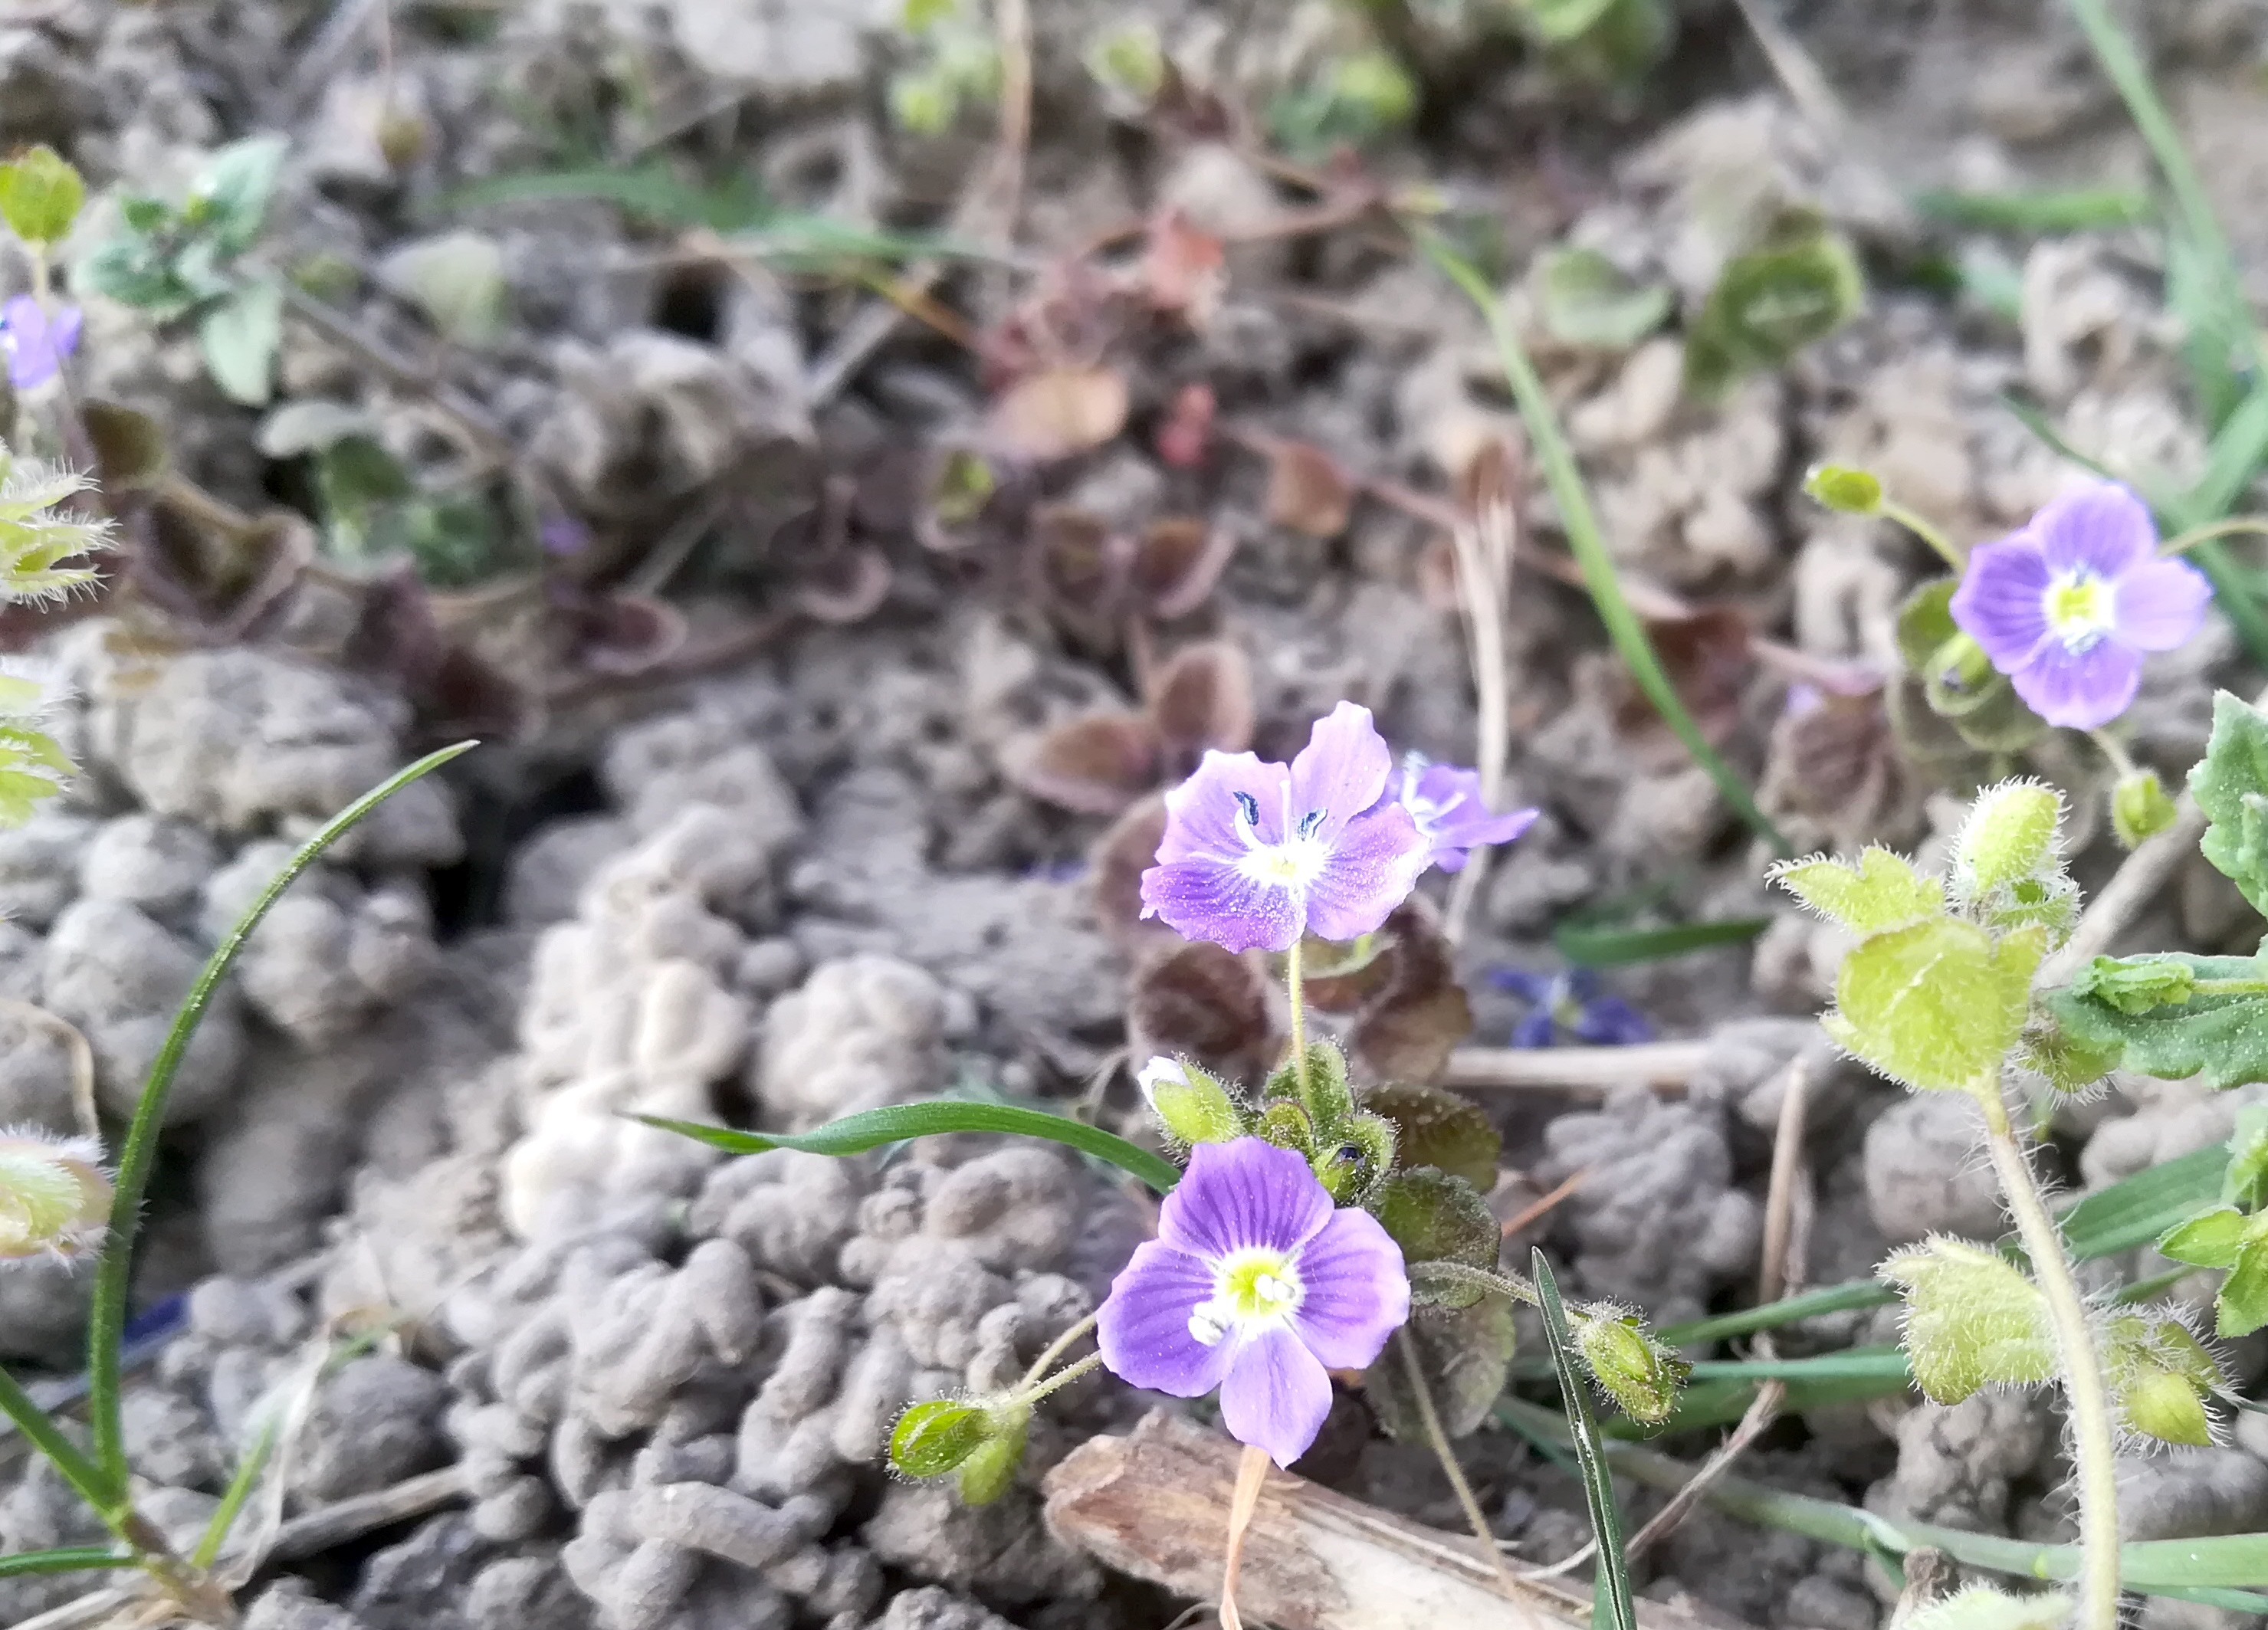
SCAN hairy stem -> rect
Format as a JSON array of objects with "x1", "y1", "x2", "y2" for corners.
[
  {"x1": 1410, "y1": 1259, "x2": 1541, "y2": 1307},
  {"x1": 1880, "y1": 501, "x2": 1964, "y2": 572},
  {"x1": 1394, "y1": 1327, "x2": 1511, "y2": 1582},
  {"x1": 1018, "y1": 1313, "x2": 1098, "y2": 1392},
  {"x1": 1285, "y1": 936, "x2": 1309, "y2": 1103},
  {"x1": 1974, "y1": 1078, "x2": 2121, "y2": 1629},
  {"x1": 1015, "y1": 1351, "x2": 1103, "y2": 1408}
]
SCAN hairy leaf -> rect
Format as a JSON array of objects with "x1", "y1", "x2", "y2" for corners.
[
  {"x1": 1770, "y1": 847, "x2": 1943, "y2": 934},
  {"x1": 1828, "y1": 919, "x2": 2043, "y2": 1093},
  {"x1": 1364, "y1": 1293, "x2": 1516, "y2": 1441},
  {"x1": 1882, "y1": 1239, "x2": 2053, "y2": 1404},
  {"x1": 2046, "y1": 953, "x2": 2268, "y2": 1091},
  {"x1": 2193, "y1": 690, "x2": 2268, "y2": 917},
  {"x1": 1000, "y1": 713, "x2": 1159, "y2": 815},
  {"x1": 1532, "y1": 246, "x2": 1671, "y2": 349},
  {"x1": 1359, "y1": 1081, "x2": 1500, "y2": 1191},
  {"x1": 0, "y1": 146, "x2": 84, "y2": 247},
  {"x1": 1684, "y1": 212, "x2": 1863, "y2": 396},
  {"x1": 198, "y1": 277, "x2": 284, "y2": 405},
  {"x1": 1372, "y1": 1167, "x2": 1499, "y2": 1307}
]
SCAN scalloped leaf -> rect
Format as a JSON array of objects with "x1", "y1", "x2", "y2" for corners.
[
  {"x1": 2046, "y1": 953, "x2": 2268, "y2": 1092},
  {"x1": 1771, "y1": 846, "x2": 1943, "y2": 934},
  {"x1": 1882, "y1": 1238, "x2": 2053, "y2": 1404},
  {"x1": 1827, "y1": 919, "x2": 2043, "y2": 1093},
  {"x1": 2193, "y1": 690, "x2": 2268, "y2": 917}
]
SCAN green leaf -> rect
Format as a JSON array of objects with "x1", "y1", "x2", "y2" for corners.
[
  {"x1": 2046, "y1": 953, "x2": 2268, "y2": 1090},
  {"x1": 1370, "y1": 1167, "x2": 1500, "y2": 1306},
  {"x1": 1534, "y1": 1251, "x2": 1636, "y2": 1630},
  {"x1": 1552, "y1": 915, "x2": 1768, "y2": 968},
  {"x1": 1904, "y1": 1586, "x2": 2074, "y2": 1630},
  {"x1": 1532, "y1": 247, "x2": 1672, "y2": 349},
  {"x1": 2193, "y1": 690, "x2": 2268, "y2": 917},
  {"x1": 2071, "y1": 954, "x2": 2201, "y2": 1015},
  {"x1": 0, "y1": 146, "x2": 84, "y2": 247},
  {"x1": 1768, "y1": 847, "x2": 1943, "y2": 934},
  {"x1": 1358, "y1": 1081, "x2": 1499, "y2": 1190},
  {"x1": 2227, "y1": 1105, "x2": 2268, "y2": 1208},
  {"x1": 0, "y1": 1546, "x2": 131, "y2": 1579},
  {"x1": 1881, "y1": 1239, "x2": 2054, "y2": 1404},
  {"x1": 2104, "y1": 1310, "x2": 2223, "y2": 1445},
  {"x1": 635, "y1": 1101, "x2": 1182, "y2": 1195},
  {"x1": 954, "y1": 1415, "x2": 1026, "y2": 1505},
  {"x1": 197, "y1": 277, "x2": 284, "y2": 405},
  {"x1": 187, "y1": 133, "x2": 290, "y2": 255},
  {"x1": 1683, "y1": 212, "x2": 1864, "y2": 397},
  {"x1": 78, "y1": 233, "x2": 195, "y2": 315},
  {"x1": 2218, "y1": 1236, "x2": 2268, "y2": 1338},
  {"x1": 1827, "y1": 919, "x2": 2044, "y2": 1094},
  {"x1": 1895, "y1": 579, "x2": 1961, "y2": 671},
  {"x1": 2162, "y1": 1206, "x2": 2247, "y2": 1269},
  {"x1": 376, "y1": 231, "x2": 507, "y2": 345},
  {"x1": 1913, "y1": 184, "x2": 2150, "y2": 233},
  {"x1": 1365, "y1": 1294, "x2": 1517, "y2": 1441},
  {"x1": 890, "y1": 1399, "x2": 996, "y2": 1477}
]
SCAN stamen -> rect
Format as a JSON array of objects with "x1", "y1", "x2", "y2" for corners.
[
  {"x1": 1255, "y1": 1274, "x2": 1295, "y2": 1306},
  {"x1": 1189, "y1": 1306, "x2": 1229, "y2": 1346},
  {"x1": 1295, "y1": 808, "x2": 1326, "y2": 839},
  {"x1": 1232, "y1": 792, "x2": 1261, "y2": 828}
]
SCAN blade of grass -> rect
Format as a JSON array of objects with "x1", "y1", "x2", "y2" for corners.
[
  {"x1": 1554, "y1": 917, "x2": 1769, "y2": 968},
  {"x1": 192, "y1": 1413, "x2": 280, "y2": 1571},
  {"x1": 1913, "y1": 186, "x2": 2151, "y2": 233},
  {"x1": 87, "y1": 742, "x2": 478, "y2": 1494},
  {"x1": 1496, "y1": 1396, "x2": 2268, "y2": 1606},
  {"x1": 1423, "y1": 234, "x2": 1790, "y2": 855},
  {"x1": 0, "y1": 1366, "x2": 120, "y2": 1511},
  {"x1": 0, "y1": 1546, "x2": 133, "y2": 1579},
  {"x1": 638, "y1": 1100, "x2": 1181, "y2": 1195},
  {"x1": 445, "y1": 166, "x2": 771, "y2": 231},
  {"x1": 1533, "y1": 1249, "x2": 1636, "y2": 1630}
]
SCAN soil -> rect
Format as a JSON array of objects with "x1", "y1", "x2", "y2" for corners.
[{"x1": 4, "y1": 2, "x2": 2268, "y2": 1628}]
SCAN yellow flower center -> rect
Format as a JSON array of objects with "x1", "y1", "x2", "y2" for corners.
[
  {"x1": 1187, "y1": 1248, "x2": 1305, "y2": 1346},
  {"x1": 2043, "y1": 570, "x2": 2115, "y2": 651}
]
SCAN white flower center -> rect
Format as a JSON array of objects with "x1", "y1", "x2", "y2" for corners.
[
  {"x1": 1231, "y1": 789, "x2": 1330, "y2": 894},
  {"x1": 1187, "y1": 1247, "x2": 1305, "y2": 1346},
  {"x1": 2042, "y1": 569, "x2": 2115, "y2": 652}
]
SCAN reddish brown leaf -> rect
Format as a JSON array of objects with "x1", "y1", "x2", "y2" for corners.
[
  {"x1": 1141, "y1": 208, "x2": 1226, "y2": 327},
  {"x1": 1001, "y1": 712, "x2": 1160, "y2": 815},
  {"x1": 1148, "y1": 640, "x2": 1254, "y2": 766},
  {"x1": 1127, "y1": 940, "x2": 1275, "y2": 1083},
  {"x1": 1264, "y1": 441, "x2": 1355, "y2": 540},
  {"x1": 1091, "y1": 792, "x2": 1168, "y2": 939},
  {"x1": 1761, "y1": 684, "x2": 1907, "y2": 843},
  {"x1": 1613, "y1": 605, "x2": 1751, "y2": 753},
  {"x1": 1031, "y1": 503, "x2": 1124, "y2": 618},
  {"x1": 1358, "y1": 1081, "x2": 1501, "y2": 1190},
  {"x1": 1156, "y1": 382, "x2": 1216, "y2": 470},
  {"x1": 1348, "y1": 900, "x2": 1473, "y2": 1084},
  {"x1": 794, "y1": 546, "x2": 891, "y2": 624},
  {"x1": 1131, "y1": 517, "x2": 1236, "y2": 621},
  {"x1": 989, "y1": 366, "x2": 1130, "y2": 463},
  {"x1": 1299, "y1": 930, "x2": 1398, "y2": 1014},
  {"x1": 570, "y1": 589, "x2": 688, "y2": 676}
]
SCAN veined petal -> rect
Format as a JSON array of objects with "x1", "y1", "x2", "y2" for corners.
[
  {"x1": 1157, "y1": 1137, "x2": 1334, "y2": 1262},
  {"x1": 1430, "y1": 806, "x2": 1538, "y2": 872},
  {"x1": 1139, "y1": 856, "x2": 1300, "y2": 953},
  {"x1": 1217, "y1": 1326, "x2": 1334, "y2": 1467},
  {"x1": 2010, "y1": 638, "x2": 2142, "y2": 730},
  {"x1": 1950, "y1": 537, "x2": 2053, "y2": 670},
  {"x1": 1157, "y1": 750, "x2": 1291, "y2": 861},
  {"x1": 2112, "y1": 557, "x2": 2213, "y2": 652},
  {"x1": 1289, "y1": 1207, "x2": 1409, "y2": 1371},
  {"x1": 1288, "y1": 702, "x2": 1395, "y2": 846},
  {"x1": 2031, "y1": 480, "x2": 2158, "y2": 579},
  {"x1": 1301, "y1": 804, "x2": 1426, "y2": 943},
  {"x1": 1096, "y1": 1240, "x2": 1239, "y2": 1397}
]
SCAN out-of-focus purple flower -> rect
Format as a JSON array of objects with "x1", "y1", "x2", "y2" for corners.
[
  {"x1": 1140, "y1": 702, "x2": 1427, "y2": 954},
  {"x1": 1391, "y1": 756, "x2": 1538, "y2": 874},
  {"x1": 0, "y1": 296, "x2": 79, "y2": 391},
  {"x1": 1948, "y1": 480, "x2": 2211, "y2": 730},
  {"x1": 1492, "y1": 966, "x2": 1653, "y2": 1048},
  {"x1": 539, "y1": 513, "x2": 592, "y2": 556},
  {"x1": 1097, "y1": 1137, "x2": 1408, "y2": 1468}
]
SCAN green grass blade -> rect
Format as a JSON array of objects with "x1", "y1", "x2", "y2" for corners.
[
  {"x1": 0, "y1": 1546, "x2": 133, "y2": 1579},
  {"x1": 1554, "y1": 917, "x2": 1770, "y2": 968},
  {"x1": 446, "y1": 166, "x2": 770, "y2": 231},
  {"x1": 638, "y1": 1101, "x2": 1181, "y2": 1195},
  {"x1": 192, "y1": 1412, "x2": 280, "y2": 1570},
  {"x1": 88, "y1": 742, "x2": 478, "y2": 1491},
  {"x1": 1423, "y1": 234, "x2": 1789, "y2": 855},
  {"x1": 1913, "y1": 186, "x2": 2151, "y2": 233},
  {"x1": 1656, "y1": 1281, "x2": 1893, "y2": 1346},
  {"x1": 1533, "y1": 1250, "x2": 1636, "y2": 1630},
  {"x1": 0, "y1": 1366, "x2": 120, "y2": 1511}
]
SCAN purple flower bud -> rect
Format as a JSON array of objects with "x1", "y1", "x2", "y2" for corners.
[{"x1": 0, "y1": 295, "x2": 80, "y2": 391}]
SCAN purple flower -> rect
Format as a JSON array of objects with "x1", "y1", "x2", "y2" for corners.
[
  {"x1": 1948, "y1": 480, "x2": 2211, "y2": 730},
  {"x1": 1492, "y1": 967, "x2": 1653, "y2": 1048},
  {"x1": 1097, "y1": 1137, "x2": 1409, "y2": 1467},
  {"x1": 0, "y1": 295, "x2": 79, "y2": 391},
  {"x1": 1392, "y1": 756, "x2": 1538, "y2": 874},
  {"x1": 1140, "y1": 702, "x2": 1427, "y2": 954}
]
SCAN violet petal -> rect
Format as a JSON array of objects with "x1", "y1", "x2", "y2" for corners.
[
  {"x1": 2008, "y1": 638, "x2": 2142, "y2": 730},
  {"x1": 1095, "y1": 1239, "x2": 1238, "y2": 1397},
  {"x1": 1157, "y1": 1138, "x2": 1334, "y2": 1262},
  {"x1": 1949, "y1": 537, "x2": 2053, "y2": 670},
  {"x1": 1216, "y1": 1326, "x2": 1334, "y2": 1468},
  {"x1": 1300, "y1": 803, "x2": 1425, "y2": 943},
  {"x1": 2112, "y1": 557, "x2": 2214, "y2": 651},
  {"x1": 2031, "y1": 480, "x2": 2157, "y2": 579},
  {"x1": 1288, "y1": 1207, "x2": 1409, "y2": 1370}
]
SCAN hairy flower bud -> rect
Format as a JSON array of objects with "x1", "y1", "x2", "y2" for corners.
[
  {"x1": 2111, "y1": 768, "x2": 2178, "y2": 849},
  {"x1": 2105, "y1": 1309, "x2": 2223, "y2": 1446},
  {"x1": 953, "y1": 1410, "x2": 1028, "y2": 1505},
  {"x1": 1571, "y1": 1304, "x2": 1688, "y2": 1425},
  {"x1": 1801, "y1": 464, "x2": 1883, "y2": 516},
  {"x1": 1136, "y1": 1057, "x2": 1243, "y2": 1146},
  {"x1": 889, "y1": 1399, "x2": 995, "y2": 1479},
  {"x1": 0, "y1": 1130, "x2": 110, "y2": 1261}
]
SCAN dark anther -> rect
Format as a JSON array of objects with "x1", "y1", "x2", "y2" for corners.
[
  {"x1": 1334, "y1": 1143, "x2": 1364, "y2": 1166},
  {"x1": 1295, "y1": 808, "x2": 1327, "y2": 838},
  {"x1": 1233, "y1": 792, "x2": 1261, "y2": 826}
]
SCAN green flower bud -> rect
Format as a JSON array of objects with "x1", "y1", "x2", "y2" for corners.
[
  {"x1": 890, "y1": 71, "x2": 959, "y2": 135},
  {"x1": 1801, "y1": 464, "x2": 1883, "y2": 516},
  {"x1": 0, "y1": 1132, "x2": 110, "y2": 1261},
  {"x1": 1263, "y1": 1037, "x2": 1353, "y2": 1141},
  {"x1": 1571, "y1": 1304, "x2": 1689, "y2": 1425},
  {"x1": 954, "y1": 1412, "x2": 1027, "y2": 1504},
  {"x1": 1136, "y1": 1057, "x2": 1243, "y2": 1146},
  {"x1": 1905, "y1": 1586, "x2": 2072, "y2": 1630},
  {"x1": 2070, "y1": 954, "x2": 2196, "y2": 1016},
  {"x1": 889, "y1": 1399, "x2": 994, "y2": 1478},
  {"x1": 2104, "y1": 1310, "x2": 2223, "y2": 1447},
  {"x1": 1316, "y1": 1111, "x2": 1396, "y2": 1207},
  {"x1": 0, "y1": 146, "x2": 85, "y2": 248},
  {"x1": 2110, "y1": 767, "x2": 2178, "y2": 849},
  {"x1": 1881, "y1": 1239, "x2": 2053, "y2": 1404}
]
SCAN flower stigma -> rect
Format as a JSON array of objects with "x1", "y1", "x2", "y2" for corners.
[{"x1": 2043, "y1": 570, "x2": 2115, "y2": 652}]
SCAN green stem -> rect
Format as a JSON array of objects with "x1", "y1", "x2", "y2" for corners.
[
  {"x1": 1975, "y1": 1078, "x2": 2122, "y2": 1630},
  {"x1": 1013, "y1": 1350, "x2": 1103, "y2": 1408},
  {"x1": 1286, "y1": 936, "x2": 1309, "y2": 1102},
  {"x1": 1411, "y1": 1258, "x2": 1541, "y2": 1307},
  {"x1": 1423, "y1": 234, "x2": 1789, "y2": 855},
  {"x1": 87, "y1": 742, "x2": 476, "y2": 1488},
  {"x1": 2089, "y1": 730, "x2": 2137, "y2": 779},
  {"x1": 1394, "y1": 1327, "x2": 1511, "y2": 1582},
  {"x1": 2161, "y1": 517, "x2": 2268, "y2": 558},
  {"x1": 1880, "y1": 501, "x2": 1965, "y2": 572},
  {"x1": 1018, "y1": 1312, "x2": 1098, "y2": 1392}
]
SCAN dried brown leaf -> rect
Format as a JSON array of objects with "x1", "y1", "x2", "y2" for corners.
[
  {"x1": 1003, "y1": 713, "x2": 1160, "y2": 816},
  {"x1": 1300, "y1": 930, "x2": 1398, "y2": 1015},
  {"x1": 990, "y1": 366, "x2": 1130, "y2": 464},
  {"x1": 1131, "y1": 517, "x2": 1236, "y2": 621},
  {"x1": 1265, "y1": 441, "x2": 1355, "y2": 540},
  {"x1": 1762, "y1": 684, "x2": 1910, "y2": 846},
  {"x1": 82, "y1": 398, "x2": 169, "y2": 492},
  {"x1": 1091, "y1": 792, "x2": 1168, "y2": 940},
  {"x1": 570, "y1": 589, "x2": 688, "y2": 676},
  {"x1": 1349, "y1": 900, "x2": 1472, "y2": 1084},
  {"x1": 794, "y1": 546, "x2": 891, "y2": 624},
  {"x1": 1358, "y1": 1081, "x2": 1502, "y2": 1190},
  {"x1": 1127, "y1": 940, "x2": 1275, "y2": 1082},
  {"x1": 1415, "y1": 534, "x2": 1462, "y2": 614},
  {"x1": 1147, "y1": 639, "x2": 1253, "y2": 766},
  {"x1": 1613, "y1": 605, "x2": 1751, "y2": 753},
  {"x1": 1032, "y1": 503, "x2": 1124, "y2": 618}
]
